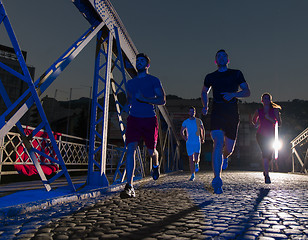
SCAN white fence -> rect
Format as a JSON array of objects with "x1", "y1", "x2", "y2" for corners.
[
  {"x1": 291, "y1": 127, "x2": 308, "y2": 173},
  {"x1": 0, "y1": 126, "x2": 123, "y2": 181}
]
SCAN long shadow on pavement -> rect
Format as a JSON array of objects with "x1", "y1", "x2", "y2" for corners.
[
  {"x1": 234, "y1": 187, "x2": 270, "y2": 238},
  {"x1": 122, "y1": 199, "x2": 213, "y2": 239}
]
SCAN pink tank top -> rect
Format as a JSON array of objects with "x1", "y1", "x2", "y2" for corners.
[{"x1": 257, "y1": 108, "x2": 276, "y2": 136}]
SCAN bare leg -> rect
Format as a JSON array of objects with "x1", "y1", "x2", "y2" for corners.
[
  {"x1": 188, "y1": 155, "x2": 195, "y2": 174},
  {"x1": 194, "y1": 152, "x2": 200, "y2": 164},
  {"x1": 270, "y1": 160, "x2": 273, "y2": 171},
  {"x1": 223, "y1": 136, "x2": 236, "y2": 159},
  {"x1": 148, "y1": 148, "x2": 159, "y2": 166},
  {"x1": 148, "y1": 148, "x2": 160, "y2": 180},
  {"x1": 263, "y1": 157, "x2": 271, "y2": 183},
  {"x1": 263, "y1": 157, "x2": 270, "y2": 176},
  {"x1": 211, "y1": 130, "x2": 224, "y2": 178},
  {"x1": 126, "y1": 142, "x2": 138, "y2": 186},
  {"x1": 274, "y1": 160, "x2": 279, "y2": 172}
]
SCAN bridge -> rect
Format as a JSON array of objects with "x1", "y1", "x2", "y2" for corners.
[
  {"x1": 0, "y1": 0, "x2": 180, "y2": 192},
  {"x1": 0, "y1": 2, "x2": 308, "y2": 239},
  {"x1": 0, "y1": 0, "x2": 307, "y2": 191}
]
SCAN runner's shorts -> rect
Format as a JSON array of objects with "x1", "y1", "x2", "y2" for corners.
[
  {"x1": 186, "y1": 141, "x2": 201, "y2": 156},
  {"x1": 210, "y1": 103, "x2": 239, "y2": 140},
  {"x1": 256, "y1": 133, "x2": 274, "y2": 160},
  {"x1": 126, "y1": 115, "x2": 158, "y2": 150}
]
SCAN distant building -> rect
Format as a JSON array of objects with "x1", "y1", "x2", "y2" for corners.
[{"x1": 0, "y1": 44, "x2": 35, "y2": 124}]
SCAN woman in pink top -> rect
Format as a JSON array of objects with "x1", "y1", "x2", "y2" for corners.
[{"x1": 252, "y1": 93, "x2": 282, "y2": 184}]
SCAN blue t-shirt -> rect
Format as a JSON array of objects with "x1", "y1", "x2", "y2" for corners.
[{"x1": 127, "y1": 74, "x2": 163, "y2": 117}]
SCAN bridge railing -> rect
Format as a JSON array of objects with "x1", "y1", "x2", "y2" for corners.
[
  {"x1": 0, "y1": 125, "x2": 122, "y2": 182},
  {"x1": 290, "y1": 126, "x2": 308, "y2": 173}
]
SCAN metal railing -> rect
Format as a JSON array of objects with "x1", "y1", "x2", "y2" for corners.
[
  {"x1": 0, "y1": 125, "x2": 122, "y2": 182},
  {"x1": 290, "y1": 127, "x2": 308, "y2": 173}
]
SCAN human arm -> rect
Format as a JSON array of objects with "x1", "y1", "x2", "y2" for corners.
[
  {"x1": 268, "y1": 108, "x2": 282, "y2": 126},
  {"x1": 275, "y1": 109, "x2": 282, "y2": 127},
  {"x1": 180, "y1": 126, "x2": 188, "y2": 141},
  {"x1": 200, "y1": 121, "x2": 205, "y2": 143},
  {"x1": 252, "y1": 109, "x2": 259, "y2": 126},
  {"x1": 124, "y1": 87, "x2": 133, "y2": 113},
  {"x1": 136, "y1": 86, "x2": 166, "y2": 106},
  {"x1": 221, "y1": 82, "x2": 251, "y2": 102},
  {"x1": 201, "y1": 85, "x2": 211, "y2": 115}
]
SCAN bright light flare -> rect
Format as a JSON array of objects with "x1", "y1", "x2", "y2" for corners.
[
  {"x1": 273, "y1": 121, "x2": 282, "y2": 159},
  {"x1": 273, "y1": 139, "x2": 282, "y2": 150}
]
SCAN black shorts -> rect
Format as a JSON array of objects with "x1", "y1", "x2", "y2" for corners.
[
  {"x1": 210, "y1": 103, "x2": 239, "y2": 140},
  {"x1": 256, "y1": 133, "x2": 274, "y2": 160}
]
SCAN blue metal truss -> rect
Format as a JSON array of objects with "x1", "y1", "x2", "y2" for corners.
[
  {"x1": 87, "y1": 26, "x2": 145, "y2": 186},
  {"x1": 0, "y1": 0, "x2": 181, "y2": 191},
  {"x1": 0, "y1": 1, "x2": 71, "y2": 191},
  {"x1": 0, "y1": 1, "x2": 103, "y2": 191},
  {"x1": 111, "y1": 27, "x2": 144, "y2": 183},
  {"x1": 0, "y1": 19, "x2": 106, "y2": 138},
  {"x1": 75, "y1": 0, "x2": 180, "y2": 185},
  {"x1": 87, "y1": 30, "x2": 112, "y2": 186}
]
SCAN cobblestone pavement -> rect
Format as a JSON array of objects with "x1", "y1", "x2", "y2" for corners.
[{"x1": 0, "y1": 171, "x2": 307, "y2": 239}]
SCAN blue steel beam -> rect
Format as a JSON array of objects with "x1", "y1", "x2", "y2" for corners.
[
  {"x1": 73, "y1": 0, "x2": 138, "y2": 77},
  {"x1": 0, "y1": 21, "x2": 106, "y2": 139},
  {"x1": 74, "y1": 0, "x2": 180, "y2": 183},
  {"x1": 0, "y1": 1, "x2": 77, "y2": 191},
  {"x1": 73, "y1": 0, "x2": 146, "y2": 185},
  {"x1": 87, "y1": 30, "x2": 112, "y2": 186}
]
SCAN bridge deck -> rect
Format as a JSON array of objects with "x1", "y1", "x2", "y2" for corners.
[{"x1": 0, "y1": 170, "x2": 307, "y2": 239}]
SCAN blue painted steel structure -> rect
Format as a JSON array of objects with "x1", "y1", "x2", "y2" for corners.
[
  {"x1": 73, "y1": 0, "x2": 147, "y2": 186},
  {"x1": 0, "y1": 1, "x2": 77, "y2": 191},
  {"x1": 87, "y1": 30, "x2": 113, "y2": 186},
  {"x1": 0, "y1": 0, "x2": 181, "y2": 191}
]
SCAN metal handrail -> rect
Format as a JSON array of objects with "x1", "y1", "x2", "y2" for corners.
[
  {"x1": 290, "y1": 127, "x2": 308, "y2": 148},
  {"x1": 0, "y1": 126, "x2": 121, "y2": 180},
  {"x1": 290, "y1": 127, "x2": 308, "y2": 173}
]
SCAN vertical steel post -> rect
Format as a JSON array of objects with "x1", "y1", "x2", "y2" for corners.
[
  {"x1": 292, "y1": 146, "x2": 295, "y2": 173},
  {"x1": 100, "y1": 33, "x2": 113, "y2": 177},
  {"x1": 87, "y1": 30, "x2": 113, "y2": 186},
  {"x1": 0, "y1": 136, "x2": 3, "y2": 182}
]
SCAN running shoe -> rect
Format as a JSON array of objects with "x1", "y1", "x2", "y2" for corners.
[
  {"x1": 264, "y1": 175, "x2": 271, "y2": 184},
  {"x1": 212, "y1": 177, "x2": 223, "y2": 194},
  {"x1": 189, "y1": 173, "x2": 195, "y2": 181},
  {"x1": 120, "y1": 183, "x2": 135, "y2": 198},
  {"x1": 195, "y1": 163, "x2": 199, "y2": 172},
  {"x1": 151, "y1": 165, "x2": 160, "y2": 180},
  {"x1": 222, "y1": 158, "x2": 228, "y2": 170}
]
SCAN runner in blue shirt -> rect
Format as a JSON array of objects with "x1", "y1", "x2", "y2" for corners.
[{"x1": 120, "y1": 53, "x2": 166, "y2": 198}]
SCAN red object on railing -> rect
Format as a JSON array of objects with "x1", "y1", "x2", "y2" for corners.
[{"x1": 14, "y1": 127, "x2": 61, "y2": 176}]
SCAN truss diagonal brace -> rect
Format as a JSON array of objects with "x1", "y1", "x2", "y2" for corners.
[{"x1": 0, "y1": 21, "x2": 106, "y2": 140}]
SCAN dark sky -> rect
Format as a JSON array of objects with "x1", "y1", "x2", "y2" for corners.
[{"x1": 1, "y1": 0, "x2": 308, "y2": 102}]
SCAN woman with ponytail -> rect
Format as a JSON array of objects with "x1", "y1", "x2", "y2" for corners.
[{"x1": 252, "y1": 93, "x2": 282, "y2": 184}]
